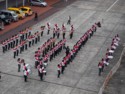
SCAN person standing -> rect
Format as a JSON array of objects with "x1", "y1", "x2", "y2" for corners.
[
  {"x1": 41, "y1": 26, "x2": 45, "y2": 37},
  {"x1": 67, "y1": 16, "x2": 71, "y2": 25},
  {"x1": 39, "y1": 65, "x2": 43, "y2": 80},
  {"x1": 22, "y1": 60, "x2": 26, "y2": 71},
  {"x1": 55, "y1": 24, "x2": 58, "y2": 31},
  {"x1": 23, "y1": 68, "x2": 28, "y2": 82},
  {"x1": 13, "y1": 47, "x2": 17, "y2": 58},
  {"x1": 57, "y1": 28, "x2": 60, "y2": 39},
  {"x1": 16, "y1": 48, "x2": 19, "y2": 56},
  {"x1": 57, "y1": 64, "x2": 61, "y2": 78},
  {"x1": 69, "y1": 25, "x2": 74, "y2": 39},
  {"x1": 28, "y1": 36, "x2": 32, "y2": 47},
  {"x1": 61, "y1": 60, "x2": 65, "y2": 74},
  {"x1": 34, "y1": 12, "x2": 38, "y2": 21},
  {"x1": 47, "y1": 23, "x2": 50, "y2": 35},
  {"x1": 96, "y1": 21, "x2": 101, "y2": 27},
  {"x1": 66, "y1": 46, "x2": 70, "y2": 56},
  {"x1": 53, "y1": 28, "x2": 56, "y2": 38},
  {"x1": 2, "y1": 41, "x2": 5, "y2": 53},
  {"x1": 98, "y1": 62, "x2": 102, "y2": 76},
  {"x1": 25, "y1": 43, "x2": 28, "y2": 50},
  {"x1": 62, "y1": 24, "x2": 66, "y2": 39},
  {"x1": 17, "y1": 58, "x2": 21, "y2": 72},
  {"x1": 101, "y1": 58, "x2": 105, "y2": 72}
]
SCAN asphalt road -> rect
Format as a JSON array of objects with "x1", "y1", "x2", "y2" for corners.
[{"x1": 0, "y1": 0, "x2": 125, "y2": 94}]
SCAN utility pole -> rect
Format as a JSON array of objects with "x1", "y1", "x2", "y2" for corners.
[
  {"x1": 5, "y1": 0, "x2": 8, "y2": 10},
  {"x1": 23, "y1": 0, "x2": 25, "y2": 6}
]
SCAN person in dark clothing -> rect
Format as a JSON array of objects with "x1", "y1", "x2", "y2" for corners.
[
  {"x1": 67, "y1": 16, "x2": 71, "y2": 25},
  {"x1": 24, "y1": 68, "x2": 28, "y2": 82},
  {"x1": 66, "y1": 46, "x2": 70, "y2": 56},
  {"x1": 34, "y1": 12, "x2": 38, "y2": 21},
  {"x1": 57, "y1": 64, "x2": 61, "y2": 78},
  {"x1": 17, "y1": 58, "x2": 21, "y2": 72}
]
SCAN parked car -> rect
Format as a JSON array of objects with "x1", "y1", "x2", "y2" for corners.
[
  {"x1": 30, "y1": 0, "x2": 47, "y2": 7},
  {"x1": 19, "y1": 6, "x2": 33, "y2": 16},
  {"x1": 0, "y1": 14, "x2": 11, "y2": 25},
  {"x1": 0, "y1": 10, "x2": 18, "y2": 22},
  {"x1": 8, "y1": 7, "x2": 25, "y2": 19}
]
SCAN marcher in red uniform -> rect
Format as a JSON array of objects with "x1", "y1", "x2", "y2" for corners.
[
  {"x1": 96, "y1": 21, "x2": 101, "y2": 27},
  {"x1": 55, "y1": 24, "x2": 58, "y2": 31},
  {"x1": 41, "y1": 25, "x2": 45, "y2": 37},
  {"x1": 61, "y1": 60, "x2": 65, "y2": 74},
  {"x1": 22, "y1": 62, "x2": 27, "y2": 72},
  {"x1": 23, "y1": 68, "x2": 29, "y2": 82},
  {"x1": 57, "y1": 28, "x2": 60, "y2": 39},
  {"x1": 53, "y1": 28, "x2": 56, "y2": 38},
  {"x1": 38, "y1": 65, "x2": 43, "y2": 80},
  {"x1": 2, "y1": 41, "x2": 6, "y2": 53},
  {"x1": 101, "y1": 58, "x2": 105, "y2": 72},
  {"x1": 98, "y1": 62, "x2": 102, "y2": 76},
  {"x1": 62, "y1": 24, "x2": 66, "y2": 39},
  {"x1": 13, "y1": 47, "x2": 17, "y2": 58}
]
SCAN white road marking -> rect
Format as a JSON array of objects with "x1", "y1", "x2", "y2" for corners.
[{"x1": 106, "y1": 0, "x2": 119, "y2": 12}]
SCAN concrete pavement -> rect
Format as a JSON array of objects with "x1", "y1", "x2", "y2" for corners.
[
  {"x1": 0, "y1": 0, "x2": 125, "y2": 94},
  {"x1": 103, "y1": 52, "x2": 125, "y2": 94}
]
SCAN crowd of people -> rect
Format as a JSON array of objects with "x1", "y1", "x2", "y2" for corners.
[
  {"x1": 57, "y1": 22, "x2": 100, "y2": 78},
  {"x1": 48, "y1": 23, "x2": 74, "y2": 39},
  {"x1": 98, "y1": 34, "x2": 120, "y2": 76},
  {"x1": 1, "y1": 27, "x2": 32, "y2": 53},
  {"x1": 20, "y1": 21, "x2": 101, "y2": 81},
  {"x1": 1, "y1": 27, "x2": 42, "y2": 58},
  {"x1": 0, "y1": 18, "x2": 103, "y2": 82},
  {"x1": 34, "y1": 39, "x2": 66, "y2": 80},
  {"x1": 0, "y1": 17, "x2": 76, "y2": 81},
  {"x1": 1, "y1": 21, "x2": 75, "y2": 58}
]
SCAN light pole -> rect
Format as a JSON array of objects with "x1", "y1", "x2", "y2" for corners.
[
  {"x1": 5, "y1": 0, "x2": 8, "y2": 10},
  {"x1": 23, "y1": 0, "x2": 25, "y2": 6},
  {"x1": 16, "y1": 0, "x2": 18, "y2": 7}
]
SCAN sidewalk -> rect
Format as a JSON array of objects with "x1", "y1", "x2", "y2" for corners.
[{"x1": 0, "y1": 0, "x2": 60, "y2": 36}]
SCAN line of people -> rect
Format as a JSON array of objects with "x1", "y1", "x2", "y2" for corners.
[
  {"x1": 13, "y1": 30, "x2": 42, "y2": 58},
  {"x1": 34, "y1": 37, "x2": 56, "y2": 61},
  {"x1": 1, "y1": 27, "x2": 32, "y2": 53},
  {"x1": 35, "y1": 39, "x2": 66, "y2": 65},
  {"x1": 98, "y1": 34, "x2": 120, "y2": 76},
  {"x1": 57, "y1": 22, "x2": 99, "y2": 78},
  {"x1": 35, "y1": 39, "x2": 66, "y2": 80},
  {"x1": 44, "y1": 22, "x2": 75, "y2": 39}
]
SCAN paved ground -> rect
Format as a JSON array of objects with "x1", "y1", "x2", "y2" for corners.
[
  {"x1": 0, "y1": 0, "x2": 76, "y2": 42},
  {"x1": 0, "y1": 0, "x2": 125, "y2": 94},
  {"x1": 103, "y1": 52, "x2": 125, "y2": 94},
  {"x1": 0, "y1": 0, "x2": 60, "y2": 39}
]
